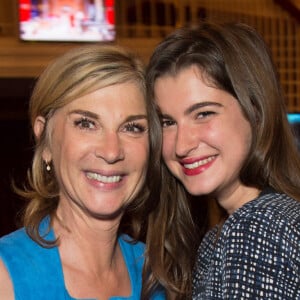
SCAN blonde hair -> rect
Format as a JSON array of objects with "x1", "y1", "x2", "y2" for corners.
[{"x1": 18, "y1": 45, "x2": 162, "y2": 251}]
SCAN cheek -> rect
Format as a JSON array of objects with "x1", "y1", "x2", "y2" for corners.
[
  {"x1": 241, "y1": 129, "x2": 253, "y2": 157},
  {"x1": 51, "y1": 134, "x2": 82, "y2": 168},
  {"x1": 127, "y1": 140, "x2": 149, "y2": 166},
  {"x1": 51, "y1": 147, "x2": 74, "y2": 174},
  {"x1": 227, "y1": 121, "x2": 252, "y2": 159},
  {"x1": 235, "y1": 117, "x2": 252, "y2": 145}
]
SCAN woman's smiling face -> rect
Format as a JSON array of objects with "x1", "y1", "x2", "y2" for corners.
[
  {"x1": 154, "y1": 66, "x2": 253, "y2": 211},
  {"x1": 36, "y1": 82, "x2": 149, "y2": 219}
]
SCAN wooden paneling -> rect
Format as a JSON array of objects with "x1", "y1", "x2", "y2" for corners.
[
  {"x1": 0, "y1": 0, "x2": 299, "y2": 235},
  {"x1": 1, "y1": 0, "x2": 299, "y2": 110}
]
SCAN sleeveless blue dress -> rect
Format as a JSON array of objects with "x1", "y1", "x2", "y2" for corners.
[{"x1": 0, "y1": 217, "x2": 165, "y2": 299}]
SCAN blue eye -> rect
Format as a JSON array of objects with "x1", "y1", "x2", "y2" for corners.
[
  {"x1": 124, "y1": 122, "x2": 146, "y2": 133},
  {"x1": 74, "y1": 118, "x2": 96, "y2": 130}
]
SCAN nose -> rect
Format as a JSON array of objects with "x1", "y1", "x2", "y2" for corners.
[
  {"x1": 95, "y1": 131, "x2": 125, "y2": 163},
  {"x1": 175, "y1": 124, "x2": 199, "y2": 158}
]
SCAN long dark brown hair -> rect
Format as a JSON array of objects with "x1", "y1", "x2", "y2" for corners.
[{"x1": 144, "y1": 21, "x2": 300, "y2": 299}]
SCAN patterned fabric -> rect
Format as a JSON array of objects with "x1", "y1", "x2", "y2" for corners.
[{"x1": 192, "y1": 191, "x2": 300, "y2": 299}]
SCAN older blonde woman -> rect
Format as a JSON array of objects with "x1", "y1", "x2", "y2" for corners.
[{"x1": 0, "y1": 44, "x2": 164, "y2": 300}]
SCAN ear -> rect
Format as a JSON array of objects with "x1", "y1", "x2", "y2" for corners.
[
  {"x1": 34, "y1": 116, "x2": 52, "y2": 162},
  {"x1": 33, "y1": 116, "x2": 46, "y2": 140}
]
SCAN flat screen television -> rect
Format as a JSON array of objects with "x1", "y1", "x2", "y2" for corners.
[
  {"x1": 18, "y1": 0, "x2": 115, "y2": 42},
  {"x1": 287, "y1": 113, "x2": 300, "y2": 150}
]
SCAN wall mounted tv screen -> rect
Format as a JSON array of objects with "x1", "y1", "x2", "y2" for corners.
[{"x1": 19, "y1": 0, "x2": 115, "y2": 42}]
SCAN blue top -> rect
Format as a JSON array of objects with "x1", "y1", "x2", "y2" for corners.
[
  {"x1": 192, "y1": 190, "x2": 300, "y2": 299},
  {"x1": 0, "y1": 217, "x2": 165, "y2": 300}
]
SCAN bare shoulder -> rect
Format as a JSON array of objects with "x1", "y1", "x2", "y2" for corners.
[{"x1": 0, "y1": 259, "x2": 14, "y2": 299}]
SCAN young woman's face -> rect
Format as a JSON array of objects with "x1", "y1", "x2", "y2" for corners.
[
  {"x1": 37, "y1": 82, "x2": 149, "y2": 219},
  {"x1": 154, "y1": 66, "x2": 253, "y2": 211}
]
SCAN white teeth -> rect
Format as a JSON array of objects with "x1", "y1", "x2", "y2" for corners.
[
  {"x1": 86, "y1": 172, "x2": 121, "y2": 183},
  {"x1": 184, "y1": 156, "x2": 215, "y2": 169}
]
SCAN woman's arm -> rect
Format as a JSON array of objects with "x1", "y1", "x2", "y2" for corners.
[{"x1": 0, "y1": 259, "x2": 14, "y2": 300}]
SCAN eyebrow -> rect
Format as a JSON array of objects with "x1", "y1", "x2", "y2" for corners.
[
  {"x1": 125, "y1": 115, "x2": 148, "y2": 122},
  {"x1": 69, "y1": 109, "x2": 148, "y2": 122},
  {"x1": 69, "y1": 109, "x2": 99, "y2": 119},
  {"x1": 184, "y1": 101, "x2": 222, "y2": 116},
  {"x1": 159, "y1": 101, "x2": 223, "y2": 119}
]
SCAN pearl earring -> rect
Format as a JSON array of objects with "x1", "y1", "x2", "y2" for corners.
[{"x1": 45, "y1": 161, "x2": 51, "y2": 172}]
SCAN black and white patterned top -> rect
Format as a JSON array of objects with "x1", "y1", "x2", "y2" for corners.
[{"x1": 192, "y1": 190, "x2": 300, "y2": 299}]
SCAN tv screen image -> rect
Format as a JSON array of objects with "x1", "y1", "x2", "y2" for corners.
[
  {"x1": 19, "y1": 0, "x2": 115, "y2": 42},
  {"x1": 287, "y1": 113, "x2": 300, "y2": 151}
]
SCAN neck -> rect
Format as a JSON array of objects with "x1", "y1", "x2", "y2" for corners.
[
  {"x1": 53, "y1": 203, "x2": 123, "y2": 272},
  {"x1": 217, "y1": 184, "x2": 261, "y2": 215},
  {"x1": 52, "y1": 202, "x2": 131, "y2": 298}
]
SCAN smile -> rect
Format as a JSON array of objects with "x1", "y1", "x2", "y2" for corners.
[
  {"x1": 86, "y1": 172, "x2": 122, "y2": 183},
  {"x1": 183, "y1": 155, "x2": 216, "y2": 169}
]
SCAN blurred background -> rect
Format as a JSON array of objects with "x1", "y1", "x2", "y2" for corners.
[{"x1": 0, "y1": 0, "x2": 299, "y2": 236}]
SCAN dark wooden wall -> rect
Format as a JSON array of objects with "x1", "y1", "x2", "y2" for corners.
[{"x1": 0, "y1": 78, "x2": 35, "y2": 236}]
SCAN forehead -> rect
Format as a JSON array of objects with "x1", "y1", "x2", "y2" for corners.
[
  {"x1": 154, "y1": 66, "x2": 212, "y2": 99},
  {"x1": 155, "y1": 65, "x2": 214, "y2": 90},
  {"x1": 154, "y1": 66, "x2": 242, "y2": 115},
  {"x1": 51, "y1": 82, "x2": 146, "y2": 122},
  {"x1": 76, "y1": 81, "x2": 144, "y2": 103}
]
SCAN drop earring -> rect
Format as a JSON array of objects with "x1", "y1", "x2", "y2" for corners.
[{"x1": 45, "y1": 161, "x2": 51, "y2": 172}]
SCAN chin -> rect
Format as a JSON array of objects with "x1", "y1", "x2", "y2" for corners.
[
  {"x1": 184, "y1": 183, "x2": 214, "y2": 197},
  {"x1": 79, "y1": 202, "x2": 126, "y2": 221}
]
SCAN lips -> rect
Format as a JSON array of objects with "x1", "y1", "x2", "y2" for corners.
[{"x1": 180, "y1": 155, "x2": 217, "y2": 175}]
